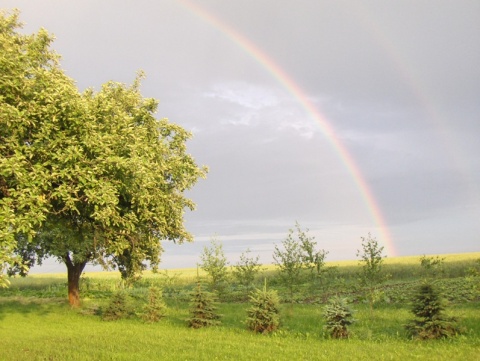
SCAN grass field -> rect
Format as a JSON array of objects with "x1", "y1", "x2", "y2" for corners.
[{"x1": 1, "y1": 252, "x2": 479, "y2": 360}]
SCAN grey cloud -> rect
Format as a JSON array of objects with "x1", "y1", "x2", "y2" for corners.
[{"x1": 3, "y1": 0, "x2": 479, "y2": 269}]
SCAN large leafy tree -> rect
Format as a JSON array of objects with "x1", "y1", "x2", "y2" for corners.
[{"x1": 0, "y1": 11, "x2": 207, "y2": 305}]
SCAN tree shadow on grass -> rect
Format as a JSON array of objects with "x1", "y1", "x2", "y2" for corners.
[{"x1": 0, "y1": 297, "x2": 68, "y2": 320}]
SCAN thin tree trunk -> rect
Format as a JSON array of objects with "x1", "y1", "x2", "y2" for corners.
[{"x1": 64, "y1": 254, "x2": 87, "y2": 307}]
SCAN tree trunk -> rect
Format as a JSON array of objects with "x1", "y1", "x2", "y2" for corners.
[{"x1": 65, "y1": 254, "x2": 87, "y2": 307}]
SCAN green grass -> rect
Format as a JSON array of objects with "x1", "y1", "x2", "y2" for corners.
[
  {"x1": 0, "y1": 299, "x2": 479, "y2": 360},
  {"x1": 1, "y1": 252, "x2": 479, "y2": 360}
]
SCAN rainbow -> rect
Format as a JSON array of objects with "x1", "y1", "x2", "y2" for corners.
[
  {"x1": 178, "y1": 0, "x2": 396, "y2": 256},
  {"x1": 351, "y1": 3, "x2": 478, "y2": 202}
]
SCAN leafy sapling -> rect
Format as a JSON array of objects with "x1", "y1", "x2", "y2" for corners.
[
  {"x1": 199, "y1": 238, "x2": 229, "y2": 294},
  {"x1": 356, "y1": 233, "x2": 388, "y2": 312},
  {"x1": 296, "y1": 223, "x2": 329, "y2": 279},
  {"x1": 232, "y1": 249, "x2": 262, "y2": 297},
  {"x1": 273, "y1": 227, "x2": 305, "y2": 302},
  {"x1": 419, "y1": 254, "x2": 445, "y2": 279}
]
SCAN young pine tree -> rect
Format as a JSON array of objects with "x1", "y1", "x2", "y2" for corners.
[
  {"x1": 245, "y1": 281, "x2": 280, "y2": 334},
  {"x1": 102, "y1": 291, "x2": 132, "y2": 321},
  {"x1": 187, "y1": 281, "x2": 221, "y2": 329},
  {"x1": 323, "y1": 296, "x2": 356, "y2": 339},
  {"x1": 141, "y1": 286, "x2": 167, "y2": 323},
  {"x1": 405, "y1": 283, "x2": 460, "y2": 340}
]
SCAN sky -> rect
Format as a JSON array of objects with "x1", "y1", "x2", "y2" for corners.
[{"x1": 2, "y1": 0, "x2": 479, "y2": 272}]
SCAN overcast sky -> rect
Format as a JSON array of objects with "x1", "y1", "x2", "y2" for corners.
[{"x1": 2, "y1": 0, "x2": 479, "y2": 271}]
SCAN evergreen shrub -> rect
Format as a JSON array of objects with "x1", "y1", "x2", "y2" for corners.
[
  {"x1": 142, "y1": 287, "x2": 167, "y2": 323},
  {"x1": 187, "y1": 281, "x2": 221, "y2": 328},
  {"x1": 102, "y1": 291, "x2": 132, "y2": 321},
  {"x1": 245, "y1": 283, "x2": 280, "y2": 334},
  {"x1": 323, "y1": 296, "x2": 355, "y2": 338},
  {"x1": 405, "y1": 283, "x2": 460, "y2": 339}
]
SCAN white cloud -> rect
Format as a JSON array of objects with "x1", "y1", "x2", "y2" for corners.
[{"x1": 203, "y1": 82, "x2": 279, "y2": 110}]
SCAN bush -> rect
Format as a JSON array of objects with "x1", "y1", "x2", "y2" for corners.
[
  {"x1": 187, "y1": 281, "x2": 221, "y2": 328},
  {"x1": 273, "y1": 227, "x2": 305, "y2": 301},
  {"x1": 141, "y1": 287, "x2": 167, "y2": 323},
  {"x1": 232, "y1": 249, "x2": 262, "y2": 295},
  {"x1": 102, "y1": 291, "x2": 132, "y2": 321},
  {"x1": 356, "y1": 233, "x2": 388, "y2": 311},
  {"x1": 405, "y1": 283, "x2": 460, "y2": 339},
  {"x1": 199, "y1": 239, "x2": 229, "y2": 294},
  {"x1": 420, "y1": 255, "x2": 445, "y2": 278},
  {"x1": 323, "y1": 296, "x2": 355, "y2": 338},
  {"x1": 245, "y1": 282, "x2": 280, "y2": 334}
]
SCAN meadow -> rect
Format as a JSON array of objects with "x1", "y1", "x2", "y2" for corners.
[{"x1": 1, "y1": 252, "x2": 479, "y2": 360}]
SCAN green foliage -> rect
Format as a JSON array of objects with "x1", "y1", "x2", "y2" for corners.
[
  {"x1": 323, "y1": 296, "x2": 356, "y2": 338},
  {"x1": 273, "y1": 223, "x2": 329, "y2": 300},
  {"x1": 102, "y1": 291, "x2": 132, "y2": 321},
  {"x1": 420, "y1": 254, "x2": 445, "y2": 278},
  {"x1": 1, "y1": 299, "x2": 480, "y2": 360},
  {"x1": 1, "y1": 252, "x2": 480, "y2": 359},
  {"x1": 356, "y1": 233, "x2": 388, "y2": 311},
  {"x1": 187, "y1": 281, "x2": 221, "y2": 328},
  {"x1": 199, "y1": 239, "x2": 229, "y2": 293},
  {"x1": 297, "y1": 223, "x2": 329, "y2": 277},
  {"x1": 246, "y1": 282, "x2": 280, "y2": 334},
  {"x1": 405, "y1": 283, "x2": 460, "y2": 339},
  {"x1": 232, "y1": 249, "x2": 262, "y2": 294},
  {"x1": 0, "y1": 10, "x2": 65, "y2": 287},
  {"x1": 273, "y1": 225, "x2": 306, "y2": 300},
  {"x1": 0, "y1": 11, "x2": 207, "y2": 301},
  {"x1": 141, "y1": 286, "x2": 167, "y2": 323}
]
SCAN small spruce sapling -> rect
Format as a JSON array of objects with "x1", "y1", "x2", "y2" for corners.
[
  {"x1": 141, "y1": 286, "x2": 167, "y2": 323},
  {"x1": 187, "y1": 280, "x2": 221, "y2": 328},
  {"x1": 323, "y1": 296, "x2": 356, "y2": 339},
  {"x1": 246, "y1": 280, "x2": 280, "y2": 334},
  {"x1": 102, "y1": 291, "x2": 132, "y2": 321},
  {"x1": 405, "y1": 283, "x2": 460, "y2": 340}
]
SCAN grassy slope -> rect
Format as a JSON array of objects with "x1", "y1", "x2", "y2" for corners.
[
  {"x1": 0, "y1": 301, "x2": 479, "y2": 361},
  {"x1": 1, "y1": 252, "x2": 479, "y2": 360}
]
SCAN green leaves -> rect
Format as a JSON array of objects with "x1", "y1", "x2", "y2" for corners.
[
  {"x1": 356, "y1": 233, "x2": 388, "y2": 311},
  {"x1": 200, "y1": 239, "x2": 229, "y2": 293},
  {"x1": 1, "y1": 11, "x2": 207, "y2": 296}
]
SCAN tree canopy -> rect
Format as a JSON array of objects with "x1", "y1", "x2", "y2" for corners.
[{"x1": 0, "y1": 10, "x2": 207, "y2": 304}]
